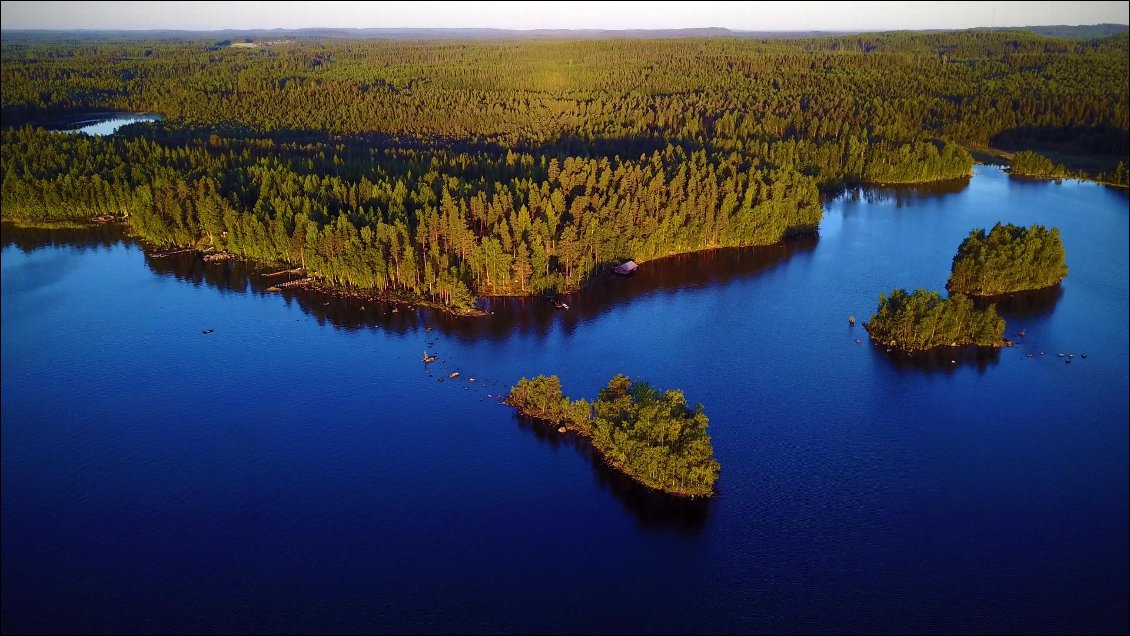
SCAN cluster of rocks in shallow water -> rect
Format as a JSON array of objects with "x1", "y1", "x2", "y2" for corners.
[
  {"x1": 1014, "y1": 329, "x2": 1087, "y2": 364},
  {"x1": 419, "y1": 330, "x2": 511, "y2": 406},
  {"x1": 1027, "y1": 351, "x2": 1086, "y2": 364},
  {"x1": 848, "y1": 322, "x2": 1089, "y2": 366}
]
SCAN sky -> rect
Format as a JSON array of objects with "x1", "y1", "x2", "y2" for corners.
[{"x1": 1, "y1": 1, "x2": 1127, "y2": 31}]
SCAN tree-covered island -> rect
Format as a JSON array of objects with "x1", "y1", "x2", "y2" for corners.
[
  {"x1": 865, "y1": 289, "x2": 1010, "y2": 352},
  {"x1": 507, "y1": 374, "x2": 720, "y2": 497},
  {"x1": 947, "y1": 223, "x2": 1069, "y2": 296}
]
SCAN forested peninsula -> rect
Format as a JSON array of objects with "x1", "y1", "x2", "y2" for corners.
[
  {"x1": 2, "y1": 31, "x2": 1126, "y2": 310},
  {"x1": 507, "y1": 374, "x2": 719, "y2": 497}
]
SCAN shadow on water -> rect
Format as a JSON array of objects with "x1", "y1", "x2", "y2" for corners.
[
  {"x1": 438, "y1": 234, "x2": 819, "y2": 342},
  {"x1": 832, "y1": 177, "x2": 972, "y2": 209},
  {"x1": 872, "y1": 342, "x2": 1003, "y2": 374},
  {"x1": 1, "y1": 222, "x2": 126, "y2": 253},
  {"x1": 3, "y1": 223, "x2": 815, "y2": 342},
  {"x1": 973, "y1": 285, "x2": 1065, "y2": 321},
  {"x1": 144, "y1": 233, "x2": 818, "y2": 341},
  {"x1": 514, "y1": 413, "x2": 711, "y2": 536},
  {"x1": 145, "y1": 250, "x2": 267, "y2": 295},
  {"x1": 139, "y1": 250, "x2": 437, "y2": 332}
]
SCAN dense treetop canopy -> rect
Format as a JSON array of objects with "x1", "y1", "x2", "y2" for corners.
[
  {"x1": 947, "y1": 223, "x2": 1069, "y2": 296},
  {"x1": 3, "y1": 32, "x2": 1127, "y2": 149},
  {"x1": 1, "y1": 31, "x2": 1124, "y2": 308},
  {"x1": 866, "y1": 288, "x2": 1008, "y2": 352}
]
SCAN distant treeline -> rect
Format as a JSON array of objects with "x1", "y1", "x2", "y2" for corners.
[
  {"x1": 507, "y1": 374, "x2": 719, "y2": 497},
  {"x1": 3, "y1": 31, "x2": 1126, "y2": 153},
  {"x1": 1, "y1": 32, "x2": 1126, "y2": 308}
]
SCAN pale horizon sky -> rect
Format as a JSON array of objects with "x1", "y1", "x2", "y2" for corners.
[{"x1": 1, "y1": 1, "x2": 1127, "y2": 32}]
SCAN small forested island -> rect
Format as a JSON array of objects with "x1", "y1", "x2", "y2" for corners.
[
  {"x1": 947, "y1": 223, "x2": 1069, "y2": 296},
  {"x1": 507, "y1": 374, "x2": 719, "y2": 497},
  {"x1": 865, "y1": 289, "x2": 1009, "y2": 352}
]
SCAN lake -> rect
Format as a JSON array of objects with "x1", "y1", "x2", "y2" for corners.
[
  {"x1": 29, "y1": 112, "x2": 163, "y2": 136},
  {"x1": 2, "y1": 166, "x2": 1127, "y2": 634}
]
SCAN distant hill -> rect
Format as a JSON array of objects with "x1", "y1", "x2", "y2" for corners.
[
  {"x1": 0, "y1": 27, "x2": 860, "y2": 41},
  {"x1": 1013, "y1": 23, "x2": 1128, "y2": 38},
  {"x1": 0, "y1": 24, "x2": 1126, "y2": 43}
]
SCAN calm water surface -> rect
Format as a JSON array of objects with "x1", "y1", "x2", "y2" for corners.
[
  {"x1": 2, "y1": 167, "x2": 1127, "y2": 634},
  {"x1": 34, "y1": 112, "x2": 162, "y2": 136}
]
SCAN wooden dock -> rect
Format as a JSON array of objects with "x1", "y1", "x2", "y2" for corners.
[
  {"x1": 262, "y1": 267, "x2": 305, "y2": 278},
  {"x1": 275, "y1": 277, "x2": 309, "y2": 289}
]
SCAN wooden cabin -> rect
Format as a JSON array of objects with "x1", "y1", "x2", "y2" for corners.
[{"x1": 614, "y1": 260, "x2": 639, "y2": 275}]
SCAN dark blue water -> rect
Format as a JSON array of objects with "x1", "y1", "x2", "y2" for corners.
[{"x1": 3, "y1": 167, "x2": 1127, "y2": 634}]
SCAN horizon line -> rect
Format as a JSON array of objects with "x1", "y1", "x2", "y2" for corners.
[{"x1": 2, "y1": 23, "x2": 1127, "y2": 33}]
